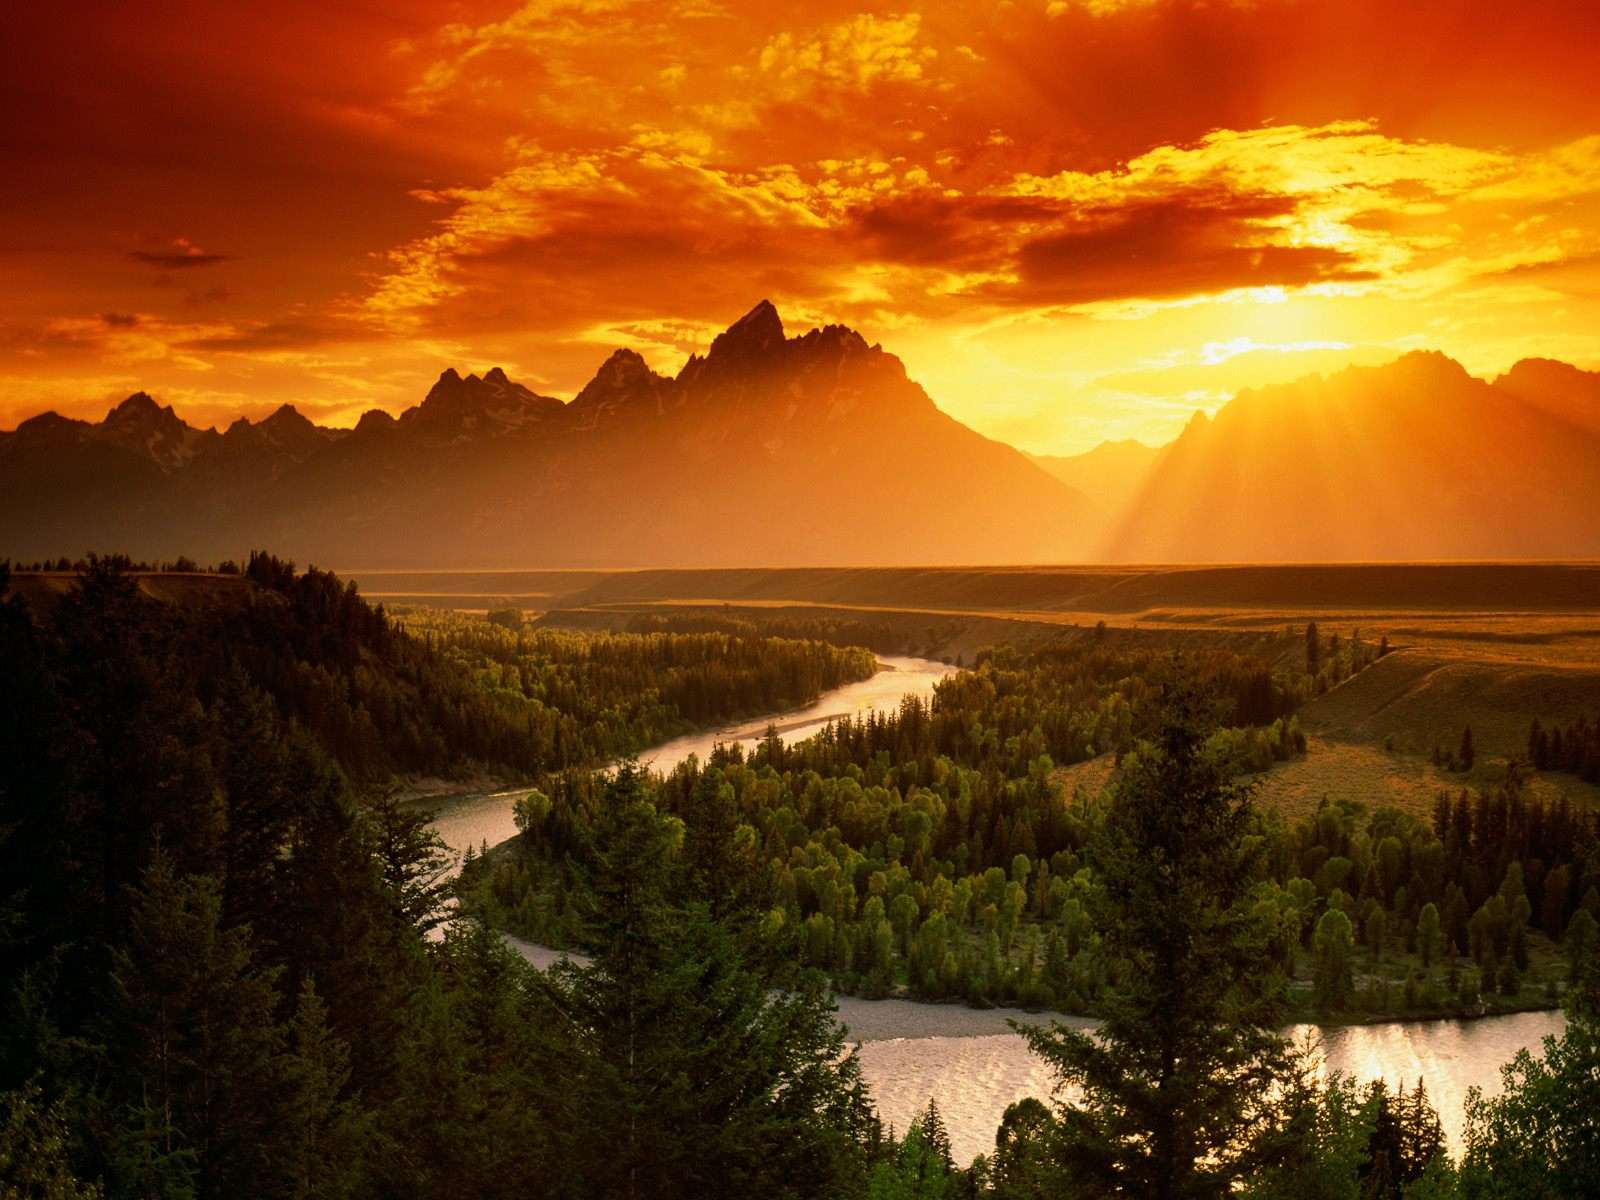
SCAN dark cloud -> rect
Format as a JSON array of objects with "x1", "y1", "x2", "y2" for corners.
[
  {"x1": 129, "y1": 250, "x2": 232, "y2": 269},
  {"x1": 998, "y1": 192, "x2": 1373, "y2": 305},
  {"x1": 846, "y1": 195, "x2": 1056, "y2": 268},
  {"x1": 177, "y1": 318, "x2": 360, "y2": 352},
  {"x1": 100, "y1": 312, "x2": 139, "y2": 327}
]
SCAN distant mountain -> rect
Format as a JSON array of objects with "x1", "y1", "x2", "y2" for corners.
[
  {"x1": 0, "y1": 302, "x2": 1099, "y2": 567},
  {"x1": 1494, "y1": 358, "x2": 1600, "y2": 438},
  {"x1": 1104, "y1": 351, "x2": 1600, "y2": 562},
  {"x1": 1031, "y1": 439, "x2": 1163, "y2": 524}
]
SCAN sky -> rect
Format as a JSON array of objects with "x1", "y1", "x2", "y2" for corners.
[{"x1": 3, "y1": 0, "x2": 1599, "y2": 454}]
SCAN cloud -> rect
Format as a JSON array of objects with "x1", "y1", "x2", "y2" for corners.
[
  {"x1": 352, "y1": 116, "x2": 1600, "y2": 353},
  {"x1": 360, "y1": 146, "x2": 853, "y2": 335},
  {"x1": 177, "y1": 318, "x2": 369, "y2": 353},
  {"x1": 758, "y1": 13, "x2": 938, "y2": 94},
  {"x1": 129, "y1": 237, "x2": 233, "y2": 269},
  {"x1": 1002, "y1": 191, "x2": 1375, "y2": 304}
]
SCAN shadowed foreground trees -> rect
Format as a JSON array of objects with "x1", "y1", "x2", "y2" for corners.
[
  {"x1": 0, "y1": 561, "x2": 883, "y2": 1198},
  {"x1": 538, "y1": 764, "x2": 878, "y2": 1200},
  {"x1": 1018, "y1": 682, "x2": 1295, "y2": 1199}
]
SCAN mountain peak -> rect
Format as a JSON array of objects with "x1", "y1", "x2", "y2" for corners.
[
  {"x1": 106, "y1": 391, "x2": 163, "y2": 422},
  {"x1": 570, "y1": 348, "x2": 668, "y2": 425},
  {"x1": 707, "y1": 300, "x2": 785, "y2": 363},
  {"x1": 593, "y1": 348, "x2": 652, "y2": 385},
  {"x1": 355, "y1": 408, "x2": 397, "y2": 434},
  {"x1": 1387, "y1": 349, "x2": 1473, "y2": 385},
  {"x1": 263, "y1": 402, "x2": 307, "y2": 425}
]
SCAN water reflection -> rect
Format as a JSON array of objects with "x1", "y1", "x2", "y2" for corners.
[
  {"x1": 422, "y1": 655, "x2": 957, "y2": 861},
  {"x1": 856, "y1": 1012, "x2": 1567, "y2": 1166}
]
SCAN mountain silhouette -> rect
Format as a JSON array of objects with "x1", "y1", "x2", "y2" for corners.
[
  {"x1": 7, "y1": 316, "x2": 1600, "y2": 565},
  {"x1": 0, "y1": 301, "x2": 1097, "y2": 566},
  {"x1": 1103, "y1": 352, "x2": 1600, "y2": 561}
]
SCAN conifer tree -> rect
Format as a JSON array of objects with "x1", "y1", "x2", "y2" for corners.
[
  {"x1": 107, "y1": 850, "x2": 286, "y2": 1200},
  {"x1": 541, "y1": 764, "x2": 876, "y2": 1200},
  {"x1": 1019, "y1": 679, "x2": 1293, "y2": 1199}
]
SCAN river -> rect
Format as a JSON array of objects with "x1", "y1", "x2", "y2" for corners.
[
  {"x1": 424, "y1": 654, "x2": 958, "y2": 859},
  {"x1": 426, "y1": 656, "x2": 1567, "y2": 1167}
]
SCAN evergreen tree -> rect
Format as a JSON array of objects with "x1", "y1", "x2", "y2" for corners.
[
  {"x1": 1313, "y1": 910, "x2": 1355, "y2": 1009},
  {"x1": 1306, "y1": 623, "x2": 1321, "y2": 675},
  {"x1": 1242, "y1": 1069, "x2": 1374, "y2": 1200},
  {"x1": 1019, "y1": 679, "x2": 1293, "y2": 1198},
  {"x1": 1417, "y1": 903, "x2": 1444, "y2": 969},
  {"x1": 1459, "y1": 727, "x2": 1475, "y2": 772},
  {"x1": 105, "y1": 851, "x2": 287, "y2": 1200},
  {"x1": 541, "y1": 765, "x2": 876, "y2": 1199},
  {"x1": 361, "y1": 791, "x2": 456, "y2": 934},
  {"x1": 987, "y1": 1098, "x2": 1059, "y2": 1200}
]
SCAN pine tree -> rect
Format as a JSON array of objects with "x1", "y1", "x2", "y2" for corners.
[
  {"x1": 1305, "y1": 623, "x2": 1321, "y2": 675},
  {"x1": 913, "y1": 1099, "x2": 954, "y2": 1174},
  {"x1": 361, "y1": 789, "x2": 455, "y2": 934},
  {"x1": 1459, "y1": 726, "x2": 1475, "y2": 772},
  {"x1": 1313, "y1": 909, "x2": 1355, "y2": 1008},
  {"x1": 1417, "y1": 903, "x2": 1443, "y2": 969},
  {"x1": 542, "y1": 764, "x2": 876, "y2": 1199},
  {"x1": 106, "y1": 850, "x2": 287, "y2": 1200},
  {"x1": 1019, "y1": 679, "x2": 1293, "y2": 1199}
]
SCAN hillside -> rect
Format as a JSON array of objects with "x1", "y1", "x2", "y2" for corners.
[
  {"x1": 0, "y1": 302, "x2": 1098, "y2": 567},
  {"x1": 1104, "y1": 352, "x2": 1600, "y2": 562}
]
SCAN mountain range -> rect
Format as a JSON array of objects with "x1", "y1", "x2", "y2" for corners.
[
  {"x1": 0, "y1": 302, "x2": 1097, "y2": 566},
  {"x1": 3, "y1": 303, "x2": 1599, "y2": 565}
]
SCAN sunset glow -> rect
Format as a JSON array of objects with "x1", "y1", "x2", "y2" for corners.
[{"x1": 5, "y1": 1, "x2": 1600, "y2": 452}]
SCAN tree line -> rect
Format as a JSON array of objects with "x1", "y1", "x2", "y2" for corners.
[{"x1": 472, "y1": 638, "x2": 1596, "y2": 1020}]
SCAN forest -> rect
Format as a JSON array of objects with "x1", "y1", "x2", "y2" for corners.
[
  {"x1": 467, "y1": 638, "x2": 1597, "y2": 1021},
  {"x1": 0, "y1": 559, "x2": 1594, "y2": 1198}
]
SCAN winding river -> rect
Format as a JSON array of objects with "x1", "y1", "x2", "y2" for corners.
[
  {"x1": 425, "y1": 656, "x2": 1566, "y2": 1165},
  {"x1": 425, "y1": 655, "x2": 958, "y2": 858}
]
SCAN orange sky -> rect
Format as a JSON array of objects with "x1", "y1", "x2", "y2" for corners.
[{"x1": 4, "y1": 0, "x2": 1599, "y2": 453}]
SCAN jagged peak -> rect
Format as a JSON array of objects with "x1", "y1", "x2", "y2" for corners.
[
  {"x1": 263, "y1": 402, "x2": 309, "y2": 425},
  {"x1": 706, "y1": 299, "x2": 786, "y2": 363},
  {"x1": 105, "y1": 391, "x2": 166, "y2": 421},
  {"x1": 590, "y1": 347, "x2": 657, "y2": 386}
]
